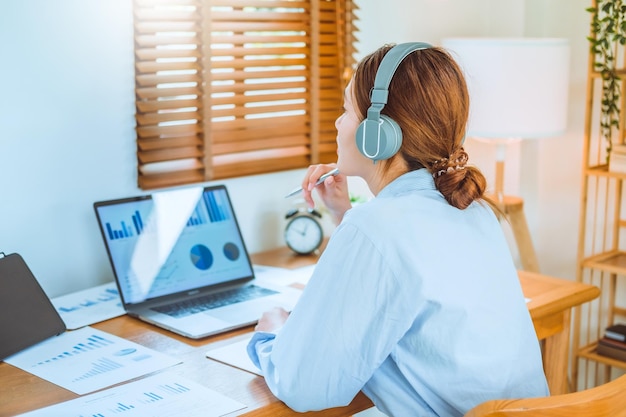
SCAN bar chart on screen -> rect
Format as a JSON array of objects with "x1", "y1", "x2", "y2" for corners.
[
  {"x1": 105, "y1": 210, "x2": 145, "y2": 240},
  {"x1": 17, "y1": 372, "x2": 246, "y2": 417},
  {"x1": 4, "y1": 327, "x2": 181, "y2": 395}
]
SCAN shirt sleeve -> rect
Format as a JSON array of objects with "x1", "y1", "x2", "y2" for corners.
[
  {"x1": 247, "y1": 331, "x2": 276, "y2": 369},
  {"x1": 246, "y1": 222, "x2": 422, "y2": 412}
]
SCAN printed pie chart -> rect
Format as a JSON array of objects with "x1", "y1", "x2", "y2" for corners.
[{"x1": 190, "y1": 244, "x2": 213, "y2": 270}]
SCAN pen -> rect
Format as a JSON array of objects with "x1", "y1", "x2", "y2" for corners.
[{"x1": 284, "y1": 168, "x2": 340, "y2": 198}]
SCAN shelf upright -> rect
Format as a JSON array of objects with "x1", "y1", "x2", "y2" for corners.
[{"x1": 572, "y1": 0, "x2": 626, "y2": 391}]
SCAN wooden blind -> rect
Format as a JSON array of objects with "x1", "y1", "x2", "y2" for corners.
[{"x1": 134, "y1": 0, "x2": 358, "y2": 190}]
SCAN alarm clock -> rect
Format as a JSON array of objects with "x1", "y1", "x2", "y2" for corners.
[{"x1": 284, "y1": 208, "x2": 324, "y2": 255}]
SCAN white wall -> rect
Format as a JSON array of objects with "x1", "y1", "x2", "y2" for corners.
[
  {"x1": 522, "y1": 0, "x2": 590, "y2": 281},
  {"x1": 0, "y1": 0, "x2": 589, "y2": 298},
  {"x1": 357, "y1": 0, "x2": 589, "y2": 279}
]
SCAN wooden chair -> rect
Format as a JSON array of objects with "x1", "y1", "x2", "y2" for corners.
[{"x1": 464, "y1": 374, "x2": 626, "y2": 417}]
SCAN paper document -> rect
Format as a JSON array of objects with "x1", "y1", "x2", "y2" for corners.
[
  {"x1": 4, "y1": 327, "x2": 181, "y2": 395},
  {"x1": 206, "y1": 334, "x2": 261, "y2": 376},
  {"x1": 289, "y1": 264, "x2": 316, "y2": 285},
  {"x1": 253, "y1": 264, "x2": 298, "y2": 287},
  {"x1": 253, "y1": 263, "x2": 315, "y2": 287},
  {"x1": 204, "y1": 264, "x2": 315, "y2": 376},
  {"x1": 17, "y1": 371, "x2": 246, "y2": 417},
  {"x1": 51, "y1": 282, "x2": 125, "y2": 329}
]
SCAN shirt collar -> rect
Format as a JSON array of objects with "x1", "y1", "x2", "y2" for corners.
[{"x1": 377, "y1": 169, "x2": 436, "y2": 198}]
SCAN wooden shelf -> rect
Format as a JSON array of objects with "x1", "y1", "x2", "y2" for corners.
[
  {"x1": 584, "y1": 164, "x2": 626, "y2": 179},
  {"x1": 573, "y1": 0, "x2": 626, "y2": 392},
  {"x1": 577, "y1": 342, "x2": 626, "y2": 372},
  {"x1": 581, "y1": 250, "x2": 626, "y2": 276},
  {"x1": 589, "y1": 68, "x2": 626, "y2": 78}
]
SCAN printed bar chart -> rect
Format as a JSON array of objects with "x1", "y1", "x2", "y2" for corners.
[
  {"x1": 73, "y1": 357, "x2": 123, "y2": 382},
  {"x1": 161, "y1": 382, "x2": 191, "y2": 394},
  {"x1": 4, "y1": 327, "x2": 180, "y2": 395},
  {"x1": 114, "y1": 401, "x2": 135, "y2": 411},
  {"x1": 143, "y1": 391, "x2": 163, "y2": 403},
  {"x1": 51, "y1": 282, "x2": 125, "y2": 330},
  {"x1": 16, "y1": 372, "x2": 246, "y2": 417}
]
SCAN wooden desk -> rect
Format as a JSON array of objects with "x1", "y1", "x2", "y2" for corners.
[
  {"x1": 518, "y1": 270, "x2": 600, "y2": 395},
  {"x1": 0, "y1": 247, "x2": 599, "y2": 416}
]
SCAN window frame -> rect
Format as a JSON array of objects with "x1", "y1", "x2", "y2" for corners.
[{"x1": 134, "y1": 0, "x2": 358, "y2": 190}]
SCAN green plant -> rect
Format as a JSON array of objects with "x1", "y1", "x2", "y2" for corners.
[
  {"x1": 587, "y1": 0, "x2": 626, "y2": 159},
  {"x1": 349, "y1": 193, "x2": 368, "y2": 205}
]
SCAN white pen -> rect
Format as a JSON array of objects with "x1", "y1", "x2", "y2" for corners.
[{"x1": 284, "y1": 168, "x2": 340, "y2": 198}]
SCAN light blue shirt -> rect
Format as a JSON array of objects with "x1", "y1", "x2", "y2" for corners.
[{"x1": 248, "y1": 169, "x2": 549, "y2": 416}]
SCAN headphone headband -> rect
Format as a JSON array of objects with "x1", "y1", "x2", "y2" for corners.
[{"x1": 370, "y1": 42, "x2": 433, "y2": 107}]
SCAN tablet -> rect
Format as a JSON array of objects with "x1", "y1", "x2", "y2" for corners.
[{"x1": 0, "y1": 253, "x2": 66, "y2": 361}]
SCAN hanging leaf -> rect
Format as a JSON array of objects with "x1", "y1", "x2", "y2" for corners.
[{"x1": 589, "y1": 0, "x2": 626, "y2": 160}]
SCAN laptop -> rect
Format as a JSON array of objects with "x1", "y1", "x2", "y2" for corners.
[{"x1": 93, "y1": 185, "x2": 301, "y2": 339}]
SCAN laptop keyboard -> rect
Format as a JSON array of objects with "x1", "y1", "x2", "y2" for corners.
[{"x1": 152, "y1": 285, "x2": 278, "y2": 318}]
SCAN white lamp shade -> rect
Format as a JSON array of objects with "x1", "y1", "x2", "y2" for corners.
[{"x1": 441, "y1": 37, "x2": 570, "y2": 140}]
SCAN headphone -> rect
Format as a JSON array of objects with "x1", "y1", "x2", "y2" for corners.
[{"x1": 355, "y1": 42, "x2": 432, "y2": 162}]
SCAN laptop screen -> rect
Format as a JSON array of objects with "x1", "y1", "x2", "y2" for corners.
[{"x1": 94, "y1": 185, "x2": 254, "y2": 306}]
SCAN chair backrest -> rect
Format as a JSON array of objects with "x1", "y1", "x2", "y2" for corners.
[{"x1": 464, "y1": 374, "x2": 626, "y2": 417}]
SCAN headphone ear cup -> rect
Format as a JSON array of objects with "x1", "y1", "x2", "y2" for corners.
[
  {"x1": 354, "y1": 43, "x2": 430, "y2": 162},
  {"x1": 355, "y1": 115, "x2": 403, "y2": 162},
  {"x1": 377, "y1": 115, "x2": 403, "y2": 160},
  {"x1": 355, "y1": 119, "x2": 371, "y2": 159}
]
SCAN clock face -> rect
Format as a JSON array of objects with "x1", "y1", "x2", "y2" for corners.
[{"x1": 284, "y1": 215, "x2": 323, "y2": 255}]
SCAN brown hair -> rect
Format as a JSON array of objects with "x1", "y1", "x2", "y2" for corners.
[{"x1": 352, "y1": 44, "x2": 487, "y2": 210}]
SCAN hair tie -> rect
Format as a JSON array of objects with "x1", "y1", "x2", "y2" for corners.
[
  {"x1": 432, "y1": 165, "x2": 466, "y2": 178},
  {"x1": 431, "y1": 147, "x2": 468, "y2": 178}
]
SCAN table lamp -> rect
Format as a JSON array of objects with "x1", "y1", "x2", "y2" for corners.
[{"x1": 441, "y1": 37, "x2": 570, "y2": 272}]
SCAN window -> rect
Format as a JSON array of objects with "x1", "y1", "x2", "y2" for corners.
[{"x1": 134, "y1": 0, "x2": 358, "y2": 190}]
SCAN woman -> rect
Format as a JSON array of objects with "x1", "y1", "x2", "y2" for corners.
[{"x1": 247, "y1": 43, "x2": 549, "y2": 417}]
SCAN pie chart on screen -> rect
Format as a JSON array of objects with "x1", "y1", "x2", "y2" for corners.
[
  {"x1": 190, "y1": 244, "x2": 213, "y2": 270},
  {"x1": 223, "y1": 242, "x2": 240, "y2": 261}
]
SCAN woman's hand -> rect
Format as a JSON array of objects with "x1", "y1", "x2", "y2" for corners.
[
  {"x1": 301, "y1": 164, "x2": 352, "y2": 225},
  {"x1": 255, "y1": 307, "x2": 290, "y2": 332}
]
